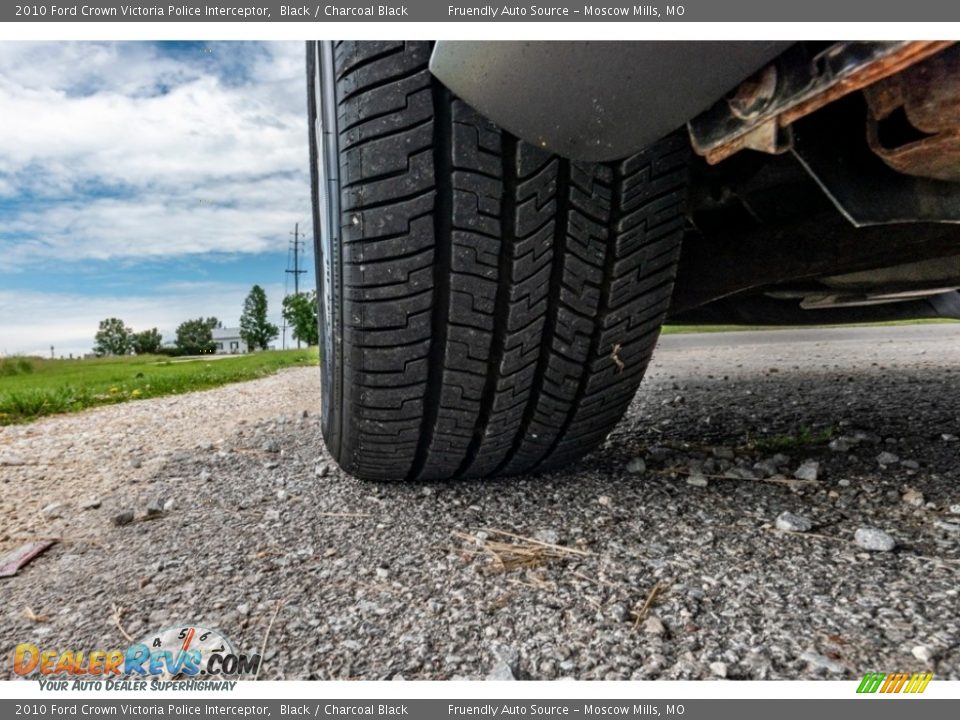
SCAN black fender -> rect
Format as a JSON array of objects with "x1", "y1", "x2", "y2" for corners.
[{"x1": 430, "y1": 41, "x2": 793, "y2": 162}]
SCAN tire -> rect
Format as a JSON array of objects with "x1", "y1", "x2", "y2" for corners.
[{"x1": 308, "y1": 40, "x2": 689, "y2": 481}]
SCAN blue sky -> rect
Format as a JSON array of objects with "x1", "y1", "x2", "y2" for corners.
[{"x1": 0, "y1": 41, "x2": 313, "y2": 357}]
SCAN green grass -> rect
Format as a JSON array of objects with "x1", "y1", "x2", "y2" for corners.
[
  {"x1": 661, "y1": 318, "x2": 960, "y2": 335},
  {"x1": 0, "y1": 349, "x2": 318, "y2": 426},
  {"x1": 0, "y1": 356, "x2": 36, "y2": 377},
  {"x1": 752, "y1": 425, "x2": 836, "y2": 453}
]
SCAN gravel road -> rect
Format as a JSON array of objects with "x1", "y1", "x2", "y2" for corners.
[{"x1": 2, "y1": 324, "x2": 958, "y2": 681}]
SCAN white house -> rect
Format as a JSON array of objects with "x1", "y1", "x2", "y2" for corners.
[{"x1": 212, "y1": 327, "x2": 250, "y2": 355}]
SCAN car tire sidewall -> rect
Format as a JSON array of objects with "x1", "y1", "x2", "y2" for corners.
[{"x1": 311, "y1": 41, "x2": 343, "y2": 457}]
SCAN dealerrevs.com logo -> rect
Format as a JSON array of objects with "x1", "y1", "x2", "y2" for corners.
[{"x1": 14, "y1": 625, "x2": 261, "y2": 690}]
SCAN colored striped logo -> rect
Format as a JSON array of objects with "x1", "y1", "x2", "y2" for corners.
[{"x1": 857, "y1": 672, "x2": 933, "y2": 694}]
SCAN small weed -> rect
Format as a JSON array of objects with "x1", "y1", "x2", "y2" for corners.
[{"x1": 754, "y1": 425, "x2": 835, "y2": 453}]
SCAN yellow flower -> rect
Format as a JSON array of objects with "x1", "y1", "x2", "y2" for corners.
[
  {"x1": 109, "y1": 386, "x2": 120, "y2": 394},
  {"x1": 131, "y1": 389, "x2": 142, "y2": 398}
]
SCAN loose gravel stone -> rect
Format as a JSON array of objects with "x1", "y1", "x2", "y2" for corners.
[
  {"x1": 41, "y1": 503, "x2": 64, "y2": 518},
  {"x1": 626, "y1": 457, "x2": 647, "y2": 474},
  {"x1": 829, "y1": 437, "x2": 854, "y2": 452},
  {"x1": 912, "y1": 646, "x2": 937, "y2": 663},
  {"x1": 724, "y1": 467, "x2": 757, "y2": 481},
  {"x1": 643, "y1": 616, "x2": 666, "y2": 636},
  {"x1": 111, "y1": 511, "x2": 134, "y2": 527},
  {"x1": 752, "y1": 459, "x2": 778, "y2": 477},
  {"x1": 876, "y1": 451, "x2": 900, "y2": 466},
  {"x1": 771, "y1": 453, "x2": 791, "y2": 468},
  {"x1": 686, "y1": 473, "x2": 709, "y2": 488},
  {"x1": 794, "y1": 460, "x2": 820, "y2": 482},
  {"x1": 609, "y1": 604, "x2": 630, "y2": 624},
  {"x1": 854, "y1": 528, "x2": 897, "y2": 552},
  {"x1": 902, "y1": 488, "x2": 925, "y2": 507},
  {"x1": 775, "y1": 512, "x2": 813, "y2": 533},
  {"x1": 490, "y1": 644, "x2": 520, "y2": 674},
  {"x1": 709, "y1": 661, "x2": 728, "y2": 678},
  {"x1": 486, "y1": 664, "x2": 516, "y2": 681},
  {"x1": 800, "y1": 651, "x2": 846, "y2": 674}
]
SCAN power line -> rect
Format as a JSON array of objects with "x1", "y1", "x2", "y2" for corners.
[
  {"x1": 286, "y1": 222, "x2": 307, "y2": 295},
  {"x1": 284, "y1": 222, "x2": 308, "y2": 349}
]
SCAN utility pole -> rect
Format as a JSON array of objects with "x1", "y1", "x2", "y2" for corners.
[
  {"x1": 285, "y1": 222, "x2": 307, "y2": 349},
  {"x1": 287, "y1": 223, "x2": 307, "y2": 295}
]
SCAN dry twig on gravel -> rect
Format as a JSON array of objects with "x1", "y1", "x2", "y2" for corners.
[
  {"x1": 111, "y1": 603, "x2": 135, "y2": 643},
  {"x1": 454, "y1": 528, "x2": 588, "y2": 574},
  {"x1": 631, "y1": 580, "x2": 668, "y2": 630},
  {"x1": 22, "y1": 607, "x2": 48, "y2": 623},
  {"x1": 253, "y1": 600, "x2": 285, "y2": 682}
]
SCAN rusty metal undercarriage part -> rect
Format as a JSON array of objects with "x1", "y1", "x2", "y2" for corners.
[
  {"x1": 688, "y1": 41, "x2": 954, "y2": 165},
  {"x1": 789, "y1": 93, "x2": 960, "y2": 227},
  {"x1": 864, "y1": 45, "x2": 960, "y2": 182}
]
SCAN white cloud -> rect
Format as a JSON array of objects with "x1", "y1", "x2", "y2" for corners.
[{"x1": 0, "y1": 41, "x2": 311, "y2": 269}]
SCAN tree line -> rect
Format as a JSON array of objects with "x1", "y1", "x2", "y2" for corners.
[{"x1": 92, "y1": 285, "x2": 319, "y2": 357}]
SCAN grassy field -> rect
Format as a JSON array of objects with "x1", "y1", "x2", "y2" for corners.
[{"x1": 0, "y1": 349, "x2": 318, "y2": 426}]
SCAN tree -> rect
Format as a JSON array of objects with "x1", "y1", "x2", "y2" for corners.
[
  {"x1": 131, "y1": 328, "x2": 163, "y2": 355},
  {"x1": 93, "y1": 318, "x2": 132, "y2": 356},
  {"x1": 175, "y1": 317, "x2": 219, "y2": 355},
  {"x1": 282, "y1": 291, "x2": 319, "y2": 347},
  {"x1": 239, "y1": 285, "x2": 278, "y2": 351}
]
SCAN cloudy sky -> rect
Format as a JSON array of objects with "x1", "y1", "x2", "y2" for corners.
[{"x1": 0, "y1": 41, "x2": 313, "y2": 357}]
